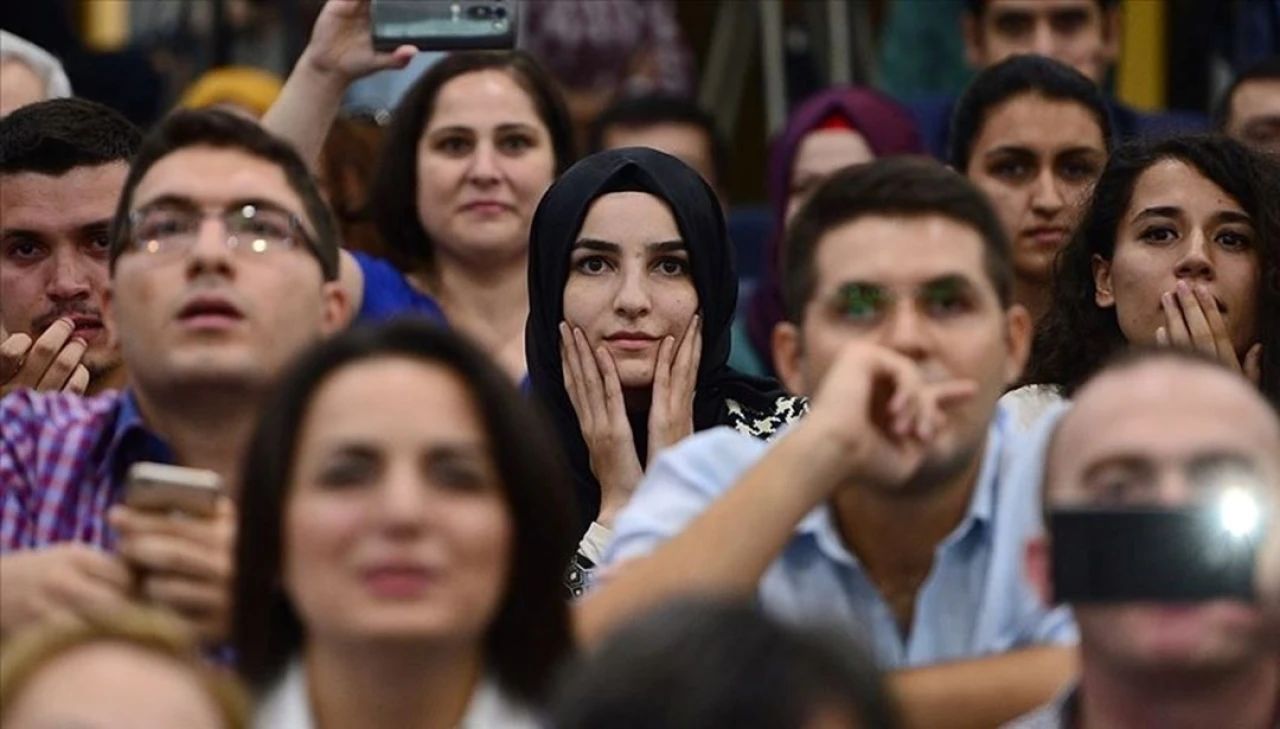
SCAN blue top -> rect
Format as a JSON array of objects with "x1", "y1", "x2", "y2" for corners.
[
  {"x1": 604, "y1": 401, "x2": 1077, "y2": 669},
  {"x1": 351, "y1": 251, "x2": 448, "y2": 324}
]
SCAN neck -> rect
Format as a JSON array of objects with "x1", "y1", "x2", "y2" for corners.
[
  {"x1": 1078, "y1": 656, "x2": 1279, "y2": 729},
  {"x1": 305, "y1": 638, "x2": 486, "y2": 729},
  {"x1": 830, "y1": 448, "x2": 984, "y2": 624},
  {"x1": 1014, "y1": 277, "x2": 1052, "y2": 326},
  {"x1": 130, "y1": 382, "x2": 262, "y2": 498},
  {"x1": 409, "y1": 255, "x2": 529, "y2": 380},
  {"x1": 87, "y1": 364, "x2": 129, "y2": 396}
]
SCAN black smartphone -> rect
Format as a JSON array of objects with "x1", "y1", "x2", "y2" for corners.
[
  {"x1": 1050, "y1": 504, "x2": 1265, "y2": 604},
  {"x1": 371, "y1": 0, "x2": 518, "y2": 52}
]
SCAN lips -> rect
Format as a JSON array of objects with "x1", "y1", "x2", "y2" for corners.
[
  {"x1": 461, "y1": 200, "x2": 512, "y2": 214},
  {"x1": 1022, "y1": 226, "x2": 1069, "y2": 247},
  {"x1": 360, "y1": 564, "x2": 436, "y2": 598},
  {"x1": 605, "y1": 332, "x2": 660, "y2": 352},
  {"x1": 176, "y1": 295, "x2": 244, "y2": 329}
]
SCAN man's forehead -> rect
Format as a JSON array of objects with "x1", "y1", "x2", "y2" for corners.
[
  {"x1": 130, "y1": 147, "x2": 302, "y2": 213},
  {"x1": 813, "y1": 214, "x2": 992, "y2": 290},
  {"x1": 986, "y1": 0, "x2": 1100, "y2": 15},
  {"x1": 0, "y1": 164, "x2": 125, "y2": 231}
]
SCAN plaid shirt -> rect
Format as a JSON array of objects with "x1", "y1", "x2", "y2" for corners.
[{"x1": 1, "y1": 389, "x2": 173, "y2": 553}]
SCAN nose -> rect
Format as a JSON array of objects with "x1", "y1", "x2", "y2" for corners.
[
  {"x1": 45, "y1": 246, "x2": 94, "y2": 302},
  {"x1": 612, "y1": 265, "x2": 652, "y2": 319},
  {"x1": 878, "y1": 300, "x2": 930, "y2": 361},
  {"x1": 183, "y1": 217, "x2": 236, "y2": 280},
  {"x1": 1030, "y1": 168, "x2": 1066, "y2": 217},
  {"x1": 1031, "y1": 22, "x2": 1057, "y2": 57},
  {"x1": 372, "y1": 464, "x2": 431, "y2": 538},
  {"x1": 1173, "y1": 229, "x2": 1215, "y2": 282},
  {"x1": 467, "y1": 140, "x2": 502, "y2": 187},
  {"x1": 1152, "y1": 469, "x2": 1193, "y2": 507}
]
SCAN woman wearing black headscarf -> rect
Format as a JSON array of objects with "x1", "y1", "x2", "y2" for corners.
[{"x1": 525, "y1": 148, "x2": 806, "y2": 596}]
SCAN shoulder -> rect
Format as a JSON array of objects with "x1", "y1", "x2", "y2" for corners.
[
  {"x1": 725, "y1": 394, "x2": 809, "y2": 441},
  {"x1": 998, "y1": 385, "x2": 1069, "y2": 435},
  {"x1": 1, "y1": 389, "x2": 120, "y2": 439},
  {"x1": 253, "y1": 660, "x2": 312, "y2": 729}
]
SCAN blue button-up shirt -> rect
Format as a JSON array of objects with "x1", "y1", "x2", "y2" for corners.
[{"x1": 604, "y1": 402, "x2": 1076, "y2": 669}]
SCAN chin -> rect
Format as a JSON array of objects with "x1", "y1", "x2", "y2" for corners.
[{"x1": 615, "y1": 362, "x2": 657, "y2": 390}]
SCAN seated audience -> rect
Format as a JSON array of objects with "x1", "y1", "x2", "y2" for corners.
[
  {"x1": 580, "y1": 158, "x2": 1077, "y2": 728},
  {"x1": 232, "y1": 320, "x2": 576, "y2": 728},
  {"x1": 1216, "y1": 55, "x2": 1280, "y2": 155},
  {"x1": 1018, "y1": 134, "x2": 1280, "y2": 422},
  {"x1": 588, "y1": 93, "x2": 728, "y2": 204},
  {"x1": 0, "y1": 607, "x2": 248, "y2": 729},
  {"x1": 1009, "y1": 348, "x2": 1280, "y2": 728},
  {"x1": 742, "y1": 86, "x2": 923, "y2": 377},
  {"x1": 263, "y1": 1, "x2": 574, "y2": 380},
  {"x1": 0, "y1": 110, "x2": 348, "y2": 645},
  {"x1": 523, "y1": 147, "x2": 803, "y2": 590},
  {"x1": 949, "y1": 55, "x2": 1112, "y2": 326},
  {"x1": 550, "y1": 598, "x2": 901, "y2": 729},
  {"x1": 1, "y1": 98, "x2": 142, "y2": 397},
  {"x1": 177, "y1": 66, "x2": 285, "y2": 121},
  {"x1": 0, "y1": 30, "x2": 72, "y2": 118},
  {"x1": 909, "y1": 0, "x2": 1206, "y2": 160}
]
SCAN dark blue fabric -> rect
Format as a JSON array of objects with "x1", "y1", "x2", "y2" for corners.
[{"x1": 351, "y1": 251, "x2": 448, "y2": 324}]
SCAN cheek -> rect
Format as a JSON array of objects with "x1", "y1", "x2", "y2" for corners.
[
  {"x1": 561, "y1": 279, "x2": 608, "y2": 331},
  {"x1": 283, "y1": 495, "x2": 365, "y2": 602},
  {"x1": 975, "y1": 178, "x2": 1027, "y2": 230},
  {"x1": 0, "y1": 267, "x2": 42, "y2": 319},
  {"x1": 444, "y1": 500, "x2": 514, "y2": 612},
  {"x1": 510, "y1": 156, "x2": 555, "y2": 205},
  {"x1": 656, "y1": 281, "x2": 698, "y2": 332}
]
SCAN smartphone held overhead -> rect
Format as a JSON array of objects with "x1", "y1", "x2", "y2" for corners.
[{"x1": 371, "y1": 0, "x2": 518, "y2": 51}]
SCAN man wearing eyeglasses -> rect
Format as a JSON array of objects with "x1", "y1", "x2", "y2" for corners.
[
  {"x1": 1007, "y1": 348, "x2": 1279, "y2": 728},
  {"x1": 0, "y1": 109, "x2": 349, "y2": 646},
  {"x1": 580, "y1": 157, "x2": 1078, "y2": 728}
]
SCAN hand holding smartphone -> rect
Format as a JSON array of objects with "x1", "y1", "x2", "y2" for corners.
[{"x1": 124, "y1": 462, "x2": 222, "y2": 518}]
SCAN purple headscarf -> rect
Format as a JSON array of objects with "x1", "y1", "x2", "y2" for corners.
[{"x1": 745, "y1": 86, "x2": 924, "y2": 375}]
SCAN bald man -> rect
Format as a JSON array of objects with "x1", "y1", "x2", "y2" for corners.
[{"x1": 1011, "y1": 348, "x2": 1280, "y2": 728}]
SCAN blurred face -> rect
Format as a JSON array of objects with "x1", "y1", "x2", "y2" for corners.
[
  {"x1": 1, "y1": 163, "x2": 126, "y2": 379},
  {"x1": 562, "y1": 192, "x2": 698, "y2": 390},
  {"x1": 0, "y1": 59, "x2": 46, "y2": 118},
  {"x1": 601, "y1": 123, "x2": 719, "y2": 195},
  {"x1": 966, "y1": 94, "x2": 1106, "y2": 284},
  {"x1": 284, "y1": 357, "x2": 513, "y2": 645},
  {"x1": 1226, "y1": 79, "x2": 1280, "y2": 155},
  {"x1": 1094, "y1": 159, "x2": 1261, "y2": 356},
  {"x1": 777, "y1": 215, "x2": 1030, "y2": 493},
  {"x1": 965, "y1": 0, "x2": 1118, "y2": 84},
  {"x1": 786, "y1": 130, "x2": 876, "y2": 226},
  {"x1": 1047, "y1": 362, "x2": 1280, "y2": 678},
  {"x1": 416, "y1": 70, "x2": 557, "y2": 267},
  {"x1": 106, "y1": 147, "x2": 347, "y2": 392},
  {"x1": 4, "y1": 643, "x2": 225, "y2": 729}
]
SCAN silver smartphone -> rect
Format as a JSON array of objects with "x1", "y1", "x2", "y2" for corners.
[
  {"x1": 124, "y1": 462, "x2": 222, "y2": 518},
  {"x1": 371, "y1": 0, "x2": 518, "y2": 52}
]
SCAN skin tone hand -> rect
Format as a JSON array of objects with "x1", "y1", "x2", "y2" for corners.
[
  {"x1": 108, "y1": 498, "x2": 237, "y2": 645},
  {"x1": 0, "y1": 318, "x2": 91, "y2": 398},
  {"x1": 803, "y1": 342, "x2": 979, "y2": 490},
  {"x1": 0, "y1": 545, "x2": 133, "y2": 638},
  {"x1": 647, "y1": 315, "x2": 701, "y2": 464},
  {"x1": 300, "y1": 0, "x2": 418, "y2": 83},
  {"x1": 562, "y1": 323, "x2": 645, "y2": 526},
  {"x1": 1157, "y1": 280, "x2": 1263, "y2": 384}
]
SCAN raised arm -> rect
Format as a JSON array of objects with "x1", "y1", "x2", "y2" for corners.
[{"x1": 261, "y1": 0, "x2": 416, "y2": 170}]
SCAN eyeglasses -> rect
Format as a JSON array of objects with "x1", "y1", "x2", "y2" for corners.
[
  {"x1": 126, "y1": 203, "x2": 315, "y2": 258},
  {"x1": 826, "y1": 277, "x2": 980, "y2": 324}
]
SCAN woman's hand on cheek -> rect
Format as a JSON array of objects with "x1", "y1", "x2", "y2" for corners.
[
  {"x1": 560, "y1": 322, "x2": 645, "y2": 526},
  {"x1": 648, "y1": 315, "x2": 701, "y2": 464},
  {"x1": 1156, "y1": 281, "x2": 1263, "y2": 384}
]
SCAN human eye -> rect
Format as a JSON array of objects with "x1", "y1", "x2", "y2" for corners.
[
  {"x1": 1086, "y1": 466, "x2": 1152, "y2": 505},
  {"x1": 84, "y1": 227, "x2": 112, "y2": 257},
  {"x1": 921, "y1": 279, "x2": 975, "y2": 318},
  {"x1": 1138, "y1": 225, "x2": 1178, "y2": 245},
  {"x1": 135, "y1": 208, "x2": 195, "y2": 243},
  {"x1": 428, "y1": 455, "x2": 490, "y2": 493},
  {"x1": 1058, "y1": 158, "x2": 1101, "y2": 183},
  {"x1": 2, "y1": 235, "x2": 48, "y2": 263},
  {"x1": 653, "y1": 255, "x2": 689, "y2": 277},
  {"x1": 315, "y1": 452, "x2": 380, "y2": 490},
  {"x1": 834, "y1": 283, "x2": 888, "y2": 324},
  {"x1": 497, "y1": 133, "x2": 535, "y2": 153},
  {"x1": 1215, "y1": 229, "x2": 1254, "y2": 252},
  {"x1": 573, "y1": 255, "x2": 612, "y2": 275},
  {"x1": 435, "y1": 135, "x2": 473, "y2": 155},
  {"x1": 988, "y1": 158, "x2": 1033, "y2": 182}
]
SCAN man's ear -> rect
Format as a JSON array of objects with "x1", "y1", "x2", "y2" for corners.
[
  {"x1": 1004, "y1": 303, "x2": 1033, "y2": 387},
  {"x1": 772, "y1": 321, "x2": 807, "y2": 396},
  {"x1": 1100, "y1": 5, "x2": 1122, "y2": 67},
  {"x1": 320, "y1": 281, "x2": 352, "y2": 334},
  {"x1": 1092, "y1": 254, "x2": 1116, "y2": 309},
  {"x1": 962, "y1": 12, "x2": 986, "y2": 69},
  {"x1": 1026, "y1": 534, "x2": 1055, "y2": 607}
]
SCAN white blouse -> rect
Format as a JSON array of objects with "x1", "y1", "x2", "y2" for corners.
[{"x1": 254, "y1": 659, "x2": 542, "y2": 729}]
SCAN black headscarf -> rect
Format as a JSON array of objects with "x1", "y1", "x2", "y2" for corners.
[{"x1": 526, "y1": 147, "x2": 790, "y2": 534}]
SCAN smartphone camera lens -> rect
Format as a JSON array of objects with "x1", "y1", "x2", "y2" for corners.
[
  {"x1": 466, "y1": 5, "x2": 494, "y2": 20},
  {"x1": 493, "y1": 6, "x2": 508, "y2": 20}
]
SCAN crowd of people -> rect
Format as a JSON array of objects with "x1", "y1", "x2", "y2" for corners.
[{"x1": 1, "y1": 1, "x2": 1279, "y2": 728}]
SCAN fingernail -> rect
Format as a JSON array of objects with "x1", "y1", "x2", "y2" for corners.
[
  {"x1": 73, "y1": 337, "x2": 88, "y2": 348},
  {"x1": 1176, "y1": 280, "x2": 1190, "y2": 295}
]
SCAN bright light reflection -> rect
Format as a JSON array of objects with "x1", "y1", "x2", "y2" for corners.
[{"x1": 1219, "y1": 488, "x2": 1261, "y2": 539}]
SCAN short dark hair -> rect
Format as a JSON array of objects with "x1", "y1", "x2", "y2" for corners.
[
  {"x1": 1023, "y1": 135, "x2": 1280, "y2": 409},
  {"x1": 965, "y1": 0, "x2": 1119, "y2": 16},
  {"x1": 587, "y1": 93, "x2": 728, "y2": 190},
  {"x1": 950, "y1": 54, "x2": 1113, "y2": 171},
  {"x1": 781, "y1": 156, "x2": 1014, "y2": 323},
  {"x1": 370, "y1": 51, "x2": 573, "y2": 272},
  {"x1": 0, "y1": 97, "x2": 141, "y2": 176},
  {"x1": 231, "y1": 319, "x2": 577, "y2": 703},
  {"x1": 548, "y1": 598, "x2": 901, "y2": 729},
  {"x1": 106, "y1": 109, "x2": 339, "y2": 281},
  {"x1": 1215, "y1": 55, "x2": 1280, "y2": 130}
]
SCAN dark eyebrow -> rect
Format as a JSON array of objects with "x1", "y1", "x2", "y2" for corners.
[
  {"x1": 78, "y1": 221, "x2": 112, "y2": 239},
  {"x1": 1079, "y1": 455, "x2": 1152, "y2": 485},
  {"x1": 135, "y1": 196, "x2": 300, "y2": 218},
  {"x1": 984, "y1": 146, "x2": 1036, "y2": 160},
  {"x1": 922, "y1": 274, "x2": 980, "y2": 293},
  {"x1": 1049, "y1": 7, "x2": 1090, "y2": 22},
  {"x1": 1130, "y1": 206, "x2": 1183, "y2": 225},
  {"x1": 429, "y1": 123, "x2": 539, "y2": 136},
  {"x1": 572, "y1": 238, "x2": 686, "y2": 254}
]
